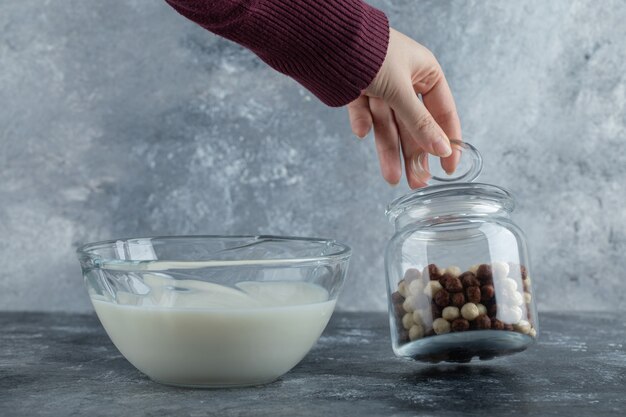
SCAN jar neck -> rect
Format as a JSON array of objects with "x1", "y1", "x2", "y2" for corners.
[{"x1": 387, "y1": 183, "x2": 515, "y2": 232}]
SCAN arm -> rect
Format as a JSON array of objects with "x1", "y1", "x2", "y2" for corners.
[{"x1": 165, "y1": 0, "x2": 389, "y2": 107}]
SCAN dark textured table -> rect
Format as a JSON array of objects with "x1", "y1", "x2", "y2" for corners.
[{"x1": 1, "y1": 312, "x2": 625, "y2": 416}]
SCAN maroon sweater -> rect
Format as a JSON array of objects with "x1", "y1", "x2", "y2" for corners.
[{"x1": 165, "y1": 0, "x2": 389, "y2": 107}]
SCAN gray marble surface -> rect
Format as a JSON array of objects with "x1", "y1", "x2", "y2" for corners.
[
  {"x1": 1, "y1": 311, "x2": 625, "y2": 416},
  {"x1": 1, "y1": 1, "x2": 626, "y2": 312}
]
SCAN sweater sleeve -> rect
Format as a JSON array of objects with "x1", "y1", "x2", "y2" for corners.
[{"x1": 164, "y1": 0, "x2": 389, "y2": 107}]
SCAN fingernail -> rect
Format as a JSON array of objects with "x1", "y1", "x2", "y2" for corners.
[{"x1": 433, "y1": 137, "x2": 452, "y2": 157}]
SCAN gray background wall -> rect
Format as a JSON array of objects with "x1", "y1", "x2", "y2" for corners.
[{"x1": 1, "y1": 0, "x2": 625, "y2": 312}]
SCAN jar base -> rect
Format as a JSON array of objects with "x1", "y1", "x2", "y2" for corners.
[{"x1": 396, "y1": 330, "x2": 534, "y2": 363}]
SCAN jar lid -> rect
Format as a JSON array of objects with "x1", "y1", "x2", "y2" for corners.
[{"x1": 411, "y1": 140, "x2": 483, "y2": 185}]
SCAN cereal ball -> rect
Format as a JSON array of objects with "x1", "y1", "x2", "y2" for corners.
[
  {"x1": 476, "y1": 264, "x2": 493, "y2": 285},
  {"x1": 398, "y1": 330, "x2": 409, "y2": 343},
  {"x1": 477, "y1": 303, "x2": 487, "y2": 316},
  {"x1": 434, "y1": 289, "x2": 451, "y2": 307},
  {"x1": 409, "y1": 324, "x2": 425, "y2": 341},
  {"x1": 442, "y1": 306, "x2": 460, "y2": 321},
  {"x1": 468, "y1": 264, "x2": 480, "y2": 274},
  {"x1": 510, "y1": 291, "x2": 524, "y2": 306},
  {"x1": 412, "y1": 310, "x2": 425, "y2": 326},
  {"x1": 499, "y1": 306, "x2": 523, "y2": 324},
  {"x1": 451, "y1": 292, "x2": 466, "y2": 308},
  {"x1": 404, "y1": 268, "x2": 422, "y2": 285},
  {"x1": 391, "y1": 291, "x2": 404, "y2": 303},
  {"x1": 443, "y1": 276, "x2": 463, "y2": 293},
  {"x1": 488, "y1": 303, "x2": 498, "y2": 318},
  {"x1": 523, "y1": 277, "x2": 532, "y2": 292},
  {"x1": 433, "y1": 318, "x2": 451, "y2": 335},
  {"x1": 424, "y1": 281, "x2": 443, "y2": 298},
  {"x1": 524, "y1": 292, "x2": 532, "y2": 304},
  {"x1": 529, "y1": 328, "x2": 537, "y2": 338},
  {"x1": 474, "y1": 314, "x2": 491, "y2": 330},
  {"x1": 408, "y1": 279, "x2": 424, "y2": 296},
  {"x1": 393, "y1": 302, "x2": 404, "y2": 317},
  {"x1": 461, "y1": 303, "x2": 480, "y2": 321},
  {"x1": 402, "y1": 296, "x2": 418, "y2": 313},
  {"x1": 491, "y1": 318, "x2": 505, "y2": 330},
  {"x1": 466, "y1": 286, "x2": 481, "y2": 304},
  {"x1": 513, "y1": 320, "x2": 532, "y2": 335},
  {"x1": 402, "y1": 313, "x2": 414, "y2": 330},
  {"x1": 501, "y1": 277, "x2": 518, "y2": 292},
  {"x1": 431, "y1": 303, "x2": 443, "y2": 319},
  {"x1": 520, "y1": 265, "x2": 528, "y2": 280},
  {"x1": 460, "y1": 272, "x2": 480, "y2": 288},
  {"x1": 424, "y1": 264, "x2": 443, "y2": 281},
  {"x1": 503, "y1": 323, "x2": 514, "y2": 331},
  {"x1": 445, "y1": 266, "x2": 462, "y2": 278},
  {"x1": 480, "y1": 285, "x2": 495, "y2": 302},
  {"x1": 451, "y1": 318, "x2": 470, "y2": 332},
  {"x1": 491, "y1": 261, "x2": 510, "y2": 280},
  {"x1": 398, "y1": 280, "x2": 408, "y2": 298}
]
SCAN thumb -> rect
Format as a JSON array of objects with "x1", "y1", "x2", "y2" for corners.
[{"x1": 388, "y1": 85, "x2": 452, "y2": 158}]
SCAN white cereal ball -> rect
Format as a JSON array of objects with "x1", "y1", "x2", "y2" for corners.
[
  {"x1": 402, "y1": 313, "x2": 414, "y2": 330},
  {"x1": 409, "y1": 324, "x2": 425, "y2": 340},
  {"x1": 445, "y1": 266, "x2": 462, "y2": 278},
  {"x1": 468, "y1": 264, "x2": 480, "y2": 274},
  {"x1": 412, "y1": 310, "x2": 424, "y2": 326},
  {"x1": 510, "y1": 291, "x2": 524, "y2": 306},
  {"x1": 513, "y1": 320, "x2": 532, "y2": 335},
  {"x1": 432, "y1": 318, "x2": 451, "y2": 335},
  {"x1": 461, "y1": 303, "x2": 480, "y2": 321},
  {"x1": 408, "y1": 279, "x2": 424, "y2": 296},
  {"x1": 501, "y1": 277, "x2": 518, "y2": 292},
  {"x1": 442, "y1": 306, "x2": 460, "y2": 321},
  {"x1": 499, "y1": 306, "x2": 523, "y2": 324},
  {"x1": 477, "y1": 303, "x2": 488, "y2": 316},
  {"x1": 398, "y1": 280, "x2": 408, "y2": 298},
  {"x1": 491, "y1": 261, "x2": 510, "y2": 280},
  {"x1": 423, "y1": 281, "x2": 443, "y2": 298},
  {"x1": 529, "y1": 328, "x2": 537, "y2": 338},
  {"x1": 404, "y1": 268, "x2": 422, "y2": 285},
  {"x1": 402, "y1": 296, "x2": 418, "y2": 313},
  {"x1": 524, "y1": 292, "x2": 532, "y2": 304}
]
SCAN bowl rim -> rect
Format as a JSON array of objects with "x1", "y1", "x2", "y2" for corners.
[{"x1": 77, "y1": 234, "x2": 352, "y2": 269}]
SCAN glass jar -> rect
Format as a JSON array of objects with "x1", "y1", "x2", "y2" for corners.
[{"x1": 385, "y1": 141, "x2": 537, "y2": 363}]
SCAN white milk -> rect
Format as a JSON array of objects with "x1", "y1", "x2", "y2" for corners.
[{"x1": 91, "y1": 280, "x2": 336, "y2": 387}]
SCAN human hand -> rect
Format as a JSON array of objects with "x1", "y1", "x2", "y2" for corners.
[{"x1": 347, "y1": 28, "x2": 462, "y2": 188}]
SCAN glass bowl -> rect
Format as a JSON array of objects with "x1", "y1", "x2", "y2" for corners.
[{"x1": 77, "y1": 235, "x2": 351, "y2": 388}]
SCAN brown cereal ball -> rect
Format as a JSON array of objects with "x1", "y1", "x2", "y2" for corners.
[
  {"x1": 520, "y1": 265, "x2": 528, "y2": 280},
  {"x1": 451, "y1": 292, "x2": 466, "y2": 308},
  {"x1": 474, "y1": 315, "x2": 491, "y2": 330},
  {"x1": 393, "y1": 302, "x2": 405, "y2": 317},
  {"x1": 466, "y1": 286, "x2": 481, "y2": 304},
  {"x1": 503, "y1": 323, "x2": 514, "y2": 331},
  {"x1": 480, "y1": 284, "x2": 495, "y2": 302},
  {"x1": 434, "y1": 289, "x2": 450, "y2": 307},
  {"x1": 424, "y1": 264, "x2": 443, "y2": 281},
  {"x1": 491, "y1": 318, "x2": 505, "y2": 330},
  {"x1": 431, "y1": 303, "x2": 443, "y2": 319},
  {"x1": 476, "y1": 264, "x2": 493, "y2": 285},
  {"x1": 488, "y1": 303, "x2": 498, "y2": 318},
  {"x1": 442, "y1": 276, "x2": 463, "y2": 293},
  {"x1": 391, "y1": 291, "x2": 404, "y2": 304},
  {"x1": 459, "y1": 272, "x2": 480, "y2": 288},
  {"x1": 451, "y1": 318, "x2": 470, "y2": 332}
]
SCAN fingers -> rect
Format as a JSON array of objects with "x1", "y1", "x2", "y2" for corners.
[
  {"x1": 395, "y1": 116, "x2": 429, "y2": 189},
  {"x1": 421, "y1": 74, "x2": 462, "y2": 174},
  {"x1": 387, "y1": 82, "x2": 452, "y2": 159},
  {"x1": 347, "y1": 95, "x2": 373, "y2": 139},
  {"x1": 369, "y1": 98, "x2": 402, "y2": 185}
]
